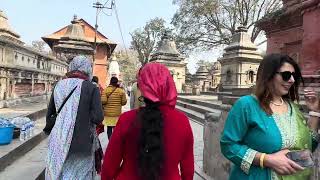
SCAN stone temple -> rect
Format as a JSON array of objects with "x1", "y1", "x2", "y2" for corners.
[
  {"x1": 0, "y1": 9, "x2": 67, "y2": 108},
  {"x1": 42, "y1": 15, "x2": 117, "y2": 88},
  {"x1": 258, "y1": 0, "x2": 320, "y2": 84},
  {"x1": 150, "y1": 31, "x2": 186, "y2": 93}
]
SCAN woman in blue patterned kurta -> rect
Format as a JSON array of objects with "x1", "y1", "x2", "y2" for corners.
[
  {"x1": 44, "y1": 56, "x2": 104, "y2": 180},
  {"x1": 220, "y1": 54, "x2": 320, "y2": 180}
]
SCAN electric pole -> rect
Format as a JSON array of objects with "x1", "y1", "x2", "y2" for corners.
[{"x1": 92, "y1": 0, "x2": 114, "y2": 62}]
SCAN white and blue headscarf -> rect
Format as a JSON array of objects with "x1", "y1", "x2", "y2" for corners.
[{"x1": 68, "y1": 55, "x2": 93, "y2": 80}]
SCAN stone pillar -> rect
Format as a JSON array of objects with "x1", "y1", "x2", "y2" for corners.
[
  {"x1": 11, "y1": 79, "x2": 16, "y2": 98},
  {"x1": 203, "y1": 105, "x2": 231, "y2": 179},
  {"x1": 183, "y1": 84, "x2": 192, "y2": 94},
  {"x1": 31, "y1": 74, "x2": 34, "y2": 95},
  {"x1": 4, "y1": 77, "x2": 9, "y2": 100},
  {"x1": 192, "y1": 85, "x2": 201, "y2": 95},
  {"x1": 0, "y1": 78, "x2": 3, "y2": 100}
]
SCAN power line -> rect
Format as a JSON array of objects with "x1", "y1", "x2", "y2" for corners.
[
  {"x1": 92, "y1": 0, "x2": 114, "y2": 62},
  {"x1": 113, "y1": 0, "x2": 129, "y2": 57}
]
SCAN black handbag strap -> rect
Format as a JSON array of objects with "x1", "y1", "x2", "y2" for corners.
[
  {"x1": 106, "y1": 87, "x2": 117, "y2": 103},
  {"x1": 56, "y1": 86, "x2": 77, "y2": 114}
]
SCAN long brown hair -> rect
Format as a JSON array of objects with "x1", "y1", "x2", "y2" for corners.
[{"x1": 255, "y1": 54, "x2": 303, "y2": 114}]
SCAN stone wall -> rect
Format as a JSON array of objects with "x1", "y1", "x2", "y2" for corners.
[
  {"x1": 203, "y1": 105, "x2": 231, "y2": 179},
  {"x1": 220, "y1": 60, "x2": 259, "y2": 89},
  {"x1": 167, "y1": 66, "x2": 185, "y2": 93},
  {"x1": 0, "y1": 37, "x2": 66, "y2": 106}
]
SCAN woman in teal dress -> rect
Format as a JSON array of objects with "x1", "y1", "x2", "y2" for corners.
[{"x1": 220, "y1": 54, "x2": 320, "y2": 180}]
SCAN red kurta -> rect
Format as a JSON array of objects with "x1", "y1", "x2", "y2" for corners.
[{"x1": 101, "y1": 105, "x2": 194, "y2": 180}]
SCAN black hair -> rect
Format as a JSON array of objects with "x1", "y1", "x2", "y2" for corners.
[
  {"x1": 137, "y1": 98, "x2": 163, "y2": 180},
  {"x1": 255, "y1": 54, "x2": 303, "y2": 114},
  {"x1": 110, "y1": 77, "x2": 118, "y2": 86},
  {"x1": 92, "y1": 76, "x2": 99, "y2": 83}
]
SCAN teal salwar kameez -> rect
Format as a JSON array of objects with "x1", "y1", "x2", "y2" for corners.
[{"x1": 220, "y1": 95, "x2": 318, "y2": 180}]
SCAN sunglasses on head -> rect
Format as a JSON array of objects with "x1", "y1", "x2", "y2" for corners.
[
  {"x1": 276, "y1": 71, "x2": 298, "y2": 81},
  {"x1": 138, "y1": 96, "x2": 144, "y2": 102}
]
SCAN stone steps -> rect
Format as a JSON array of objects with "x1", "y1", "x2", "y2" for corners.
[
  {"x1": 177, "y1": 100, "x2": 221, "y2": 115},
  {"x1": 176, "y1": 105, "x2": 205, "y2": 124},
  {"x1": 177, "y1": 96, "x2": 222, "y2": 110},
  {"x1": 0, "y1": 117, "x2": 47, "y2": 170},
  {"x1": 0, "y1": 138, "x2": 47, "y2": 180},
  {"x1": 0, "y1": 102, "x2": 47, "y2": 179},
  {"x1": 176, "y1": 96, "x2": 222, "y2": 124}
]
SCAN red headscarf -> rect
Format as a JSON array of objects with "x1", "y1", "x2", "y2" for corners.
[{"x1": 138, "y1": 62, "x2": 177, "y2": 108}]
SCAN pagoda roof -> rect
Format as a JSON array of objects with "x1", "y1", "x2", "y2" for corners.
[
  {"x1": 0, "y1": 10, "x2": 20, "y2": 40},
  {"x1": 42, "y1": 17, "x2": 116, "y2": 53}
]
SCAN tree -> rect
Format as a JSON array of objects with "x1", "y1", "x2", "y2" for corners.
[
  {"x1": 115, "y1": 50, "x2": 140, "y2": 84},
  {"x1": 196, "y1": 59, "x2": 214, "y2": 72},
  {"x1": 130, "y1": 17, "x2": 168, "y2": 65},
  {"x1": 172, "y1": 0, "x2": 282, "y2": 53},
  {"x1": 31, "y1": 40, "x2": 47, "y2": 52}
]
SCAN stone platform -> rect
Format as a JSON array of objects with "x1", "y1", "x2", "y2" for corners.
[{"x1": 0, "y1": 99, "x2": 48, "y2": 179}]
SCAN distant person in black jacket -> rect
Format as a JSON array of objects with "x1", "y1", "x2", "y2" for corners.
[{"x1": 44, "y1": 56, "x2": 104, "y2": 180}]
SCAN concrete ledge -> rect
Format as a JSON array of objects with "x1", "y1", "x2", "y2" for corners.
[
  {"x1": 0, "y1": 108, "x2": 47, "y2": 172},
  {"x1": 0, "y1": 131, "x2": 47, "y2": 172},
  {"x1": 0, "y1": 94, "x2": 50, "y2": 109},
  {"x1": 195, "y1": 164, "x2": 214, "y2": 180},
  {"x1": 35, "y1": 168, "x2": 45, "y2": 180},
  {"x1": 204, "y1": 112, "x2": 221, "y2": 123},
  {"x1": 178, "y1": 93, "x2": 193, "y2": 96},
  {"x1": 176, "y1": 106, "x2": 204, "y2": 124},
  {"x1": 177, "y1": 101, "x2": 221, "y2": 115},
  {"x1": 200, "y1": 91, "x2": 217, "y2": 96},
  {"x1": 0, "y1": 138, "x2": 48, "y2": 180},
  {"x1": 26, "y1": 109, "x2": 47, "y2": 120},
  {"x1": 178, "y1": 97, "x2": 223, "y2": 110}
]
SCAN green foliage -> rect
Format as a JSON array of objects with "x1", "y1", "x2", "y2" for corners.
[
  {"x1": 130, "y1": 17, "x2": 168, "y2": 65},
  {"x1": 115, "y1": 50, "x2": 140, "y2": 84}
]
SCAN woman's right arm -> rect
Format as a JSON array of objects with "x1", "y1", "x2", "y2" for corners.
[
  {"x1": 43, "y1": 91, "x2": 56, "y2": 134},
  {"x1": 220, "y1": 97, "x2": 258, "y2": 175},
  {"x1": 90, "y1": 87, "x2": 104, "y2": 124}
]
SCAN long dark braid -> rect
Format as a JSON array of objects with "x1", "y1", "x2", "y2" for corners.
[{"x1": 138, "y1": 98, "x2": 164, "y2": 180}]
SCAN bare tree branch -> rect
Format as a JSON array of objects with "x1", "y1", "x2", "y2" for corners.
[
  {"x1": 130, "y1": 18, "x2": 167, "y2": 65},
  {"x1": 172, "y1": 0, "x2": 282, "y2": 53}
]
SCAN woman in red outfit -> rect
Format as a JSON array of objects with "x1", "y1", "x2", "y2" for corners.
[{"x1": 101, "y1": 62, "x2": 194, "y2": 180}]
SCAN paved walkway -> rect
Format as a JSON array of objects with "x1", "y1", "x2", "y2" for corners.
[
  {"x1": 0, "y1": 99, "x2": 48, "y2": 119},
  {"x1": 98, "y1": 99, "x2": 206, "y2": 180}
]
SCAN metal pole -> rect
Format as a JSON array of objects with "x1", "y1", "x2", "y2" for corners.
[
  {"x1": 92, "y1": 1, "x2": 113, "y2": 62},
  {"x1": 93, "y1": 1, "x2": 102, "y2": 63}
]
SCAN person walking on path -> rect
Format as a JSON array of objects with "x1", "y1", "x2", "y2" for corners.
[
  {"x1": 101, "y1": 62, "x2": 194, "y2": 180},
  {"x1": 43, "y1": 56, "x2": 104, "y2": 180},
  {"x1": 127, "y1": 84, "x2": 132, "y2": 96},
  {"x1": 92, "y1": 76, "x2": 104, "y2": 94},
  {"x1": 92, "y1": 76, "x2": 105, "y2": 135},
  {"x1": 130, "y1": 81, "x2": 144, "y2": 110},
  {"x1": 220, "y1": 54, "x2": 320, "y2": 180},
  {"x1": 101, "y1": 77, "x2": 127, "y2": 139}
]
